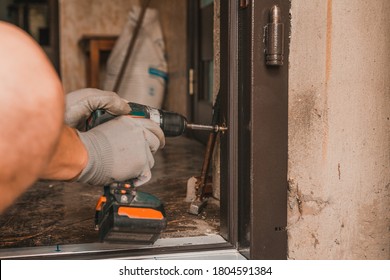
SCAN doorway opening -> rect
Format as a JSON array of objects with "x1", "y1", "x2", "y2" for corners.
[{"x1": 0, "y1": 0, "x2": 224, "y2": 254}]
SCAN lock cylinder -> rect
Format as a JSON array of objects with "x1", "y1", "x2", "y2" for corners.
[{"x1": 265, "y1": 5, "x2": 284, "y2": 66}]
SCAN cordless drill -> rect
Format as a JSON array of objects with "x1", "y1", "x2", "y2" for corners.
[
  {"x1": 87, "y1": 102, "x2": 226, "y2": 243},
  {"x1": 86, "y1": 102, "x2": 227, "y2": 135}
]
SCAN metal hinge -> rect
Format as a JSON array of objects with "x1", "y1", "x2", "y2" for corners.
[{"x1": 264, "y1": 5, "x2": 284, "y2": 66}]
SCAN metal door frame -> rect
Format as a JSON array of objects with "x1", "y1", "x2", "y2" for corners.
[{"x1": 220, "y1": 0, "x2": 289, "y2": 259}]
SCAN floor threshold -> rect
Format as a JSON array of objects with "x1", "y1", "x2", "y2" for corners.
[{"x1": 0, "y1": 234, "x2": 245, "y2": 260}]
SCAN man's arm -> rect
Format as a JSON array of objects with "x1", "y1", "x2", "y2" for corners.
[
  {"x1": 0, "y1": 22, "x2": 64, "y2": 213},
  {"x1": 39, "y1": 116, "x2": 165, "y2": 185},
  {"x1": 39, "y1": 125, "x2": 88, "y2": 181},
  {"x1": 0, "y1": 22, "x2": 165, "y2": 214}
]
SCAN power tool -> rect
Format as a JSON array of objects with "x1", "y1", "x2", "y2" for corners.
[
  {"x1": 86, "y1": 102, "x2": 227, "y2": 134},
  {"x1": 94, "y1": 182, "x2": 166, "y2": 244},
  {"x1": 88, "y1": 102, "x2": 227, "y2": 244}
]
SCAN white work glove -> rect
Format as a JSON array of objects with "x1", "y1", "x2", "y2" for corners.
[
  {"x1": 77, "y1": 116, "x2": 165, "y2": 186},
  {"x1": 64, "y1": 88, "x2": 130, "y2": 130}
]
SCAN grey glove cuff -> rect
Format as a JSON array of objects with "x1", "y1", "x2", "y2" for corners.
[{"x1": 76, "y1": 130, "x2": 114, "y2": 185}]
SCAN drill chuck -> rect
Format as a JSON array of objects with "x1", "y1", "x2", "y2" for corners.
[{"x1": 159, "y1": 110, "x2": 187, "y2": 137}]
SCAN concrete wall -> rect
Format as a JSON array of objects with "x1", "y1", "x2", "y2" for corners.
[
  {"x1": 59, "y1": 0, "x2": 187, "y2": 115},
  {"x1": 288, "y1": 0, "x2": 390, "y2": 259}
]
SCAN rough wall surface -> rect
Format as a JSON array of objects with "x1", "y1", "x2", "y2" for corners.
[{"x1": 288, "y1": 0, "x2": 390, "y2": 259}]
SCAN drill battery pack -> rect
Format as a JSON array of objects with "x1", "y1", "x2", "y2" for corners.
[{"x1": 95, "y1": 182, "x2": 167, "y2": 244}]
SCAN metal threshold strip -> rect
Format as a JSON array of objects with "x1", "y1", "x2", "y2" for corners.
[{"x1": 0, "y1": 234, "x2": 246, "y2": 260}]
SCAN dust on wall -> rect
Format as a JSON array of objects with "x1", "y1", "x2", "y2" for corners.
[{"x1": 288, "y1": 0, "x2": 390, "y2": 259}]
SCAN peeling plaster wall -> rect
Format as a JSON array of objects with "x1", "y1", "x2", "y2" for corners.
[{"x1": 288, "y1": 0, "x2": 390, "y2": 259}]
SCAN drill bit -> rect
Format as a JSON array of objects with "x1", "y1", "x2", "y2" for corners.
[{"x1": 186, "y1": 123, "x2": 228, "y2": 133}]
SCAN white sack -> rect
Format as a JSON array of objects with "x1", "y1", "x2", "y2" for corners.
[{"x1": 103, "y1": 7, "x2": 167, "y2": 109}]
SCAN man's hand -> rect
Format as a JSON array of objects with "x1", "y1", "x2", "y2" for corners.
[
  {"x1": 77, "y1": 116, "x2": 165, "y2": 186},
  {"x1": 65, "y1": 88, "x2": 130, "y2": 130}
]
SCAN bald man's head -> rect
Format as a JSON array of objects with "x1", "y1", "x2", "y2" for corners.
[{"x1": 0, "y1": 22, "x2": 64, "y2": 212}]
